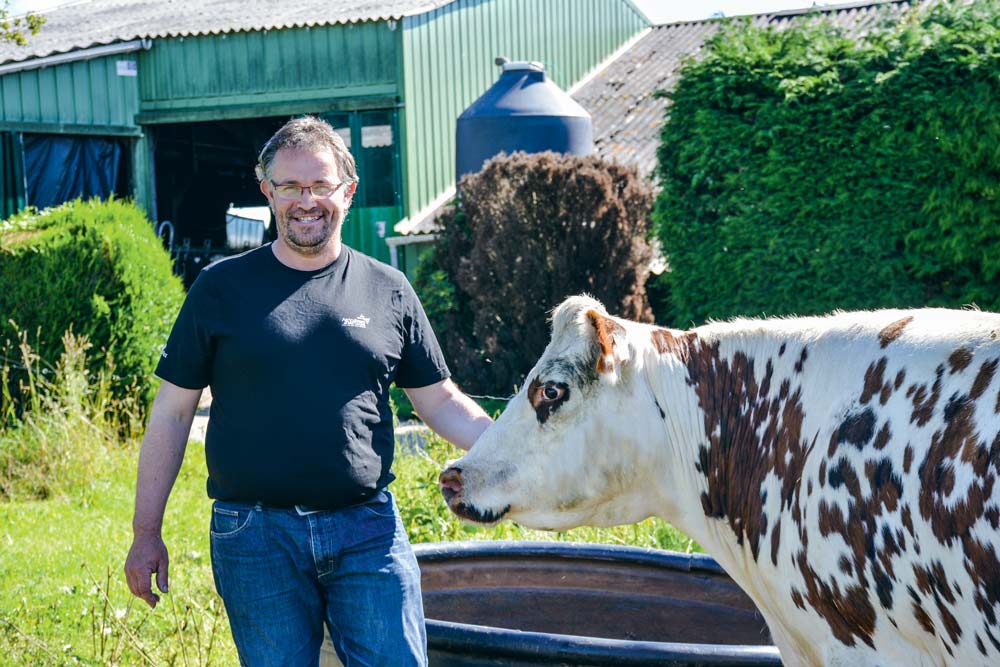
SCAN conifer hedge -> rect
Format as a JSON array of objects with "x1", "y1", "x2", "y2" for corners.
[
  {"x1": 0, "y1": 199, "x2": 184, "y2": 413},
  {"x1": 654, "y1": 0, "x2": 1000, "y2": 325}
]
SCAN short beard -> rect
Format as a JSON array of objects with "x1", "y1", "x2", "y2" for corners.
[{"x1": 278, "y1": 212, "x2": 338, "y2": 256}]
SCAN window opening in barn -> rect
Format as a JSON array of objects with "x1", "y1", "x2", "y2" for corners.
[{"x1": 358, "y1": 110, "x2": 399, "y2": 208}]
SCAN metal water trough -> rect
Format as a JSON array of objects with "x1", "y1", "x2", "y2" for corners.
[{"x1": 414, "y1": 541, "x2": 783, "y2": 667}]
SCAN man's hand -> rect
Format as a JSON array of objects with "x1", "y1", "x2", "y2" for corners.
[
  {"x1": 124, "y1": 533, "x2": 170, "y2": 608},
  {"x1": 124, "y1": 380, "x2": 200, "y2": 609}
]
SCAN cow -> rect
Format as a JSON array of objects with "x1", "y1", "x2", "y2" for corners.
[{"x1": 439, "y1": 295, "x2": 1000, "y2": 667}]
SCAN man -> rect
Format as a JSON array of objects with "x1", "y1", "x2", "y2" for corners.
[{"x1": 124, "y1": 116, "x2": 492, "y2": 666}]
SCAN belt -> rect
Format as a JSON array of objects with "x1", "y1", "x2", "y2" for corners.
[{"x1": 251, "y1": 490, "x2": 388, "y2": 516}]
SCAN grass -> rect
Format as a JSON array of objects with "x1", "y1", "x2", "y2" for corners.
[
  {"x1": 0, "y1": 439, "x2": 231, "y2": 666},
  {"x1": 0, "y1": 335, "x2": 699, "y2": 666}
]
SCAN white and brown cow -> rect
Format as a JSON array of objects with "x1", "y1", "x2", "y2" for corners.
[{"x1": 439, "y1": 295, "x2": 1000, "y2": 667}]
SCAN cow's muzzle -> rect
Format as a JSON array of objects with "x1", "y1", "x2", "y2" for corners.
[
  {"x1": 439, "y1": 466, "x2": 464, "y2": 504},
  {"x1": 438, "y1": 466, "x2": 510, "y2": 525}
]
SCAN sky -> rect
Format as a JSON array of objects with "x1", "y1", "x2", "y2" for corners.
[{"x1": 8, "y1": 0, "x2": 821, "y2": 23}]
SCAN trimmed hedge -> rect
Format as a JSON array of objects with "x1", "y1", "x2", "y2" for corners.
[
  {"x1": 654, "y1": 0, "x2": 1000, "y2": 325},
  {"x1": 416, "y1": 151, "x2": 654, "y2": 396},
  {"x1": 1, "y1": 199, "x2": 184, "y2": 413}
]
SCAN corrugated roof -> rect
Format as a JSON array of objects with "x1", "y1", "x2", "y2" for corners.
[
  {"x1": 0, "y1": 0, "x2": 456, "y2": 64},
  {"x1": 573, "y1": 0, "x2": 923, "y2": 183}
]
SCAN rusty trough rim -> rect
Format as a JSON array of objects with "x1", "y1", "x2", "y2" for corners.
[{"x1": 414, "y1": 541, "x2": 783, "y2": 666}]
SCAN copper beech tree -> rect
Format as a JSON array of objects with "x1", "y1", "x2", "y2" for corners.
[{"x1": 418, "y1": 151, "x2": 655, "y2": 396}]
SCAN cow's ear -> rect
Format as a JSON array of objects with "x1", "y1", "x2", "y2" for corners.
[{"x1": 586, "y1": 309, "x2": 629, "y2": 375}]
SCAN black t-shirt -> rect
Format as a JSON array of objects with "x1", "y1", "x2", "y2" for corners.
[{"x1": 155, "y1": 244, "x2": 450, "y2": 509}]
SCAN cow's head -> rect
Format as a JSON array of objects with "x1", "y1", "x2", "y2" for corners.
[{"x1": 439, "y1": 295, "x2": 672, "y2": 531}]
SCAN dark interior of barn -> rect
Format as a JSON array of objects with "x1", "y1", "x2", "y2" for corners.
[{"x1": 152, "y1": 117, "x2": 286, "y2": 282}]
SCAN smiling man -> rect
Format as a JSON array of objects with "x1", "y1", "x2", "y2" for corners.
[{"x1": 124, "y1": 116, "x2": 492, "y2": 666}]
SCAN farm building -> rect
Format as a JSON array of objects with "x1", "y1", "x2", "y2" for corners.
[
  {"x1": 0, "y1": 0, "x2": 649, "y2": 278},
  {"x1": 385, "y1": 0, "x2": 924, "y2": 245}
]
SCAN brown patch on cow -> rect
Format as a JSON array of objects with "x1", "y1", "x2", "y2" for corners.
[
  {"x1": 587, "y1": 310, "x2": 625, "y2": 374},
  {"x1": 913, "y1": 562, "x2": 963, "y2": 645},
  {"x1": 971, "y1": 358, "x2": 998, "y2": 400},
  {"x1": 839, "y1": 555, "x2": 853, "y2": 575},
  {"x1": 796, "y1": 556, "x2": 877, "y2": 647},
  {"x1": 915, "y1": 360, "x2": 1000, "y2": 635},
  {"x1": 909, "y1": 365, "x2": 945, "y2": 426},
  {"x1": 527, "y1": 378, "x2": 570, "y2": 425},
  {"x1": 861, "y1": 358, "x2": 888, "y2": 405},
  {"x1": 794, "y1": 346, "x2": 809, "y2": 373},
  {"x1": 879, "y1": 316, "x2": 914, "y2": 348},
  {"x1": 874, "y1": 422, "x2": 891, "y2": 450},
  {"x1": 903, "y1": 446, "x2": 914, "y2": 473},
  {"x1": 902, "y1": 506, "x2": 915, "y2": 536},
  {"x1": 918, "y1": 386, "x2": 991, "y2": 545},
  {"x1": 790, "y1": 589, "x2": 805, "y2": 610},
  {"x1": 949, "y1": 347, "x2": 974, "y2": 374},
  {"x1": 831, "y1": 409, "x2": 877, "y2": 455},
  {"x1": 770, "y1": 522, "x2": 781, "y2": 566},
  {"x1": 685, "y1": 330, "x2": 878, "y2": 647},
  {"x1": 861, "y1": 357, "x2": 902, "y2": 406},
  {"x1": 895, "y1": 369, "x2": 906, "y2": 390},
  {"x1": 651, "y1": 328, "x2": 690, "y2": 358},
  {"x1": 913, "y1": 602, "x2": 937, "y2": 635},
  {"x1": 685, "y1": 339, "x2": 812, "y2": 564}
]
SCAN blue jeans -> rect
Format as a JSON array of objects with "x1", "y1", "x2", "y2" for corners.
[{"x1": 209, "y1": 491, "x2": 427, "y2": 667}]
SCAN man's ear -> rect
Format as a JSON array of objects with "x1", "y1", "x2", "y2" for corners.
[
  {"x1": 585, "y1": 309, "x2": 629, "y2": 375},
  {"x1": 259, "y1": 178, "x2": 274, "y2": 204}
]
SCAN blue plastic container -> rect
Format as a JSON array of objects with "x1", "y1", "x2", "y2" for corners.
[{"x1": 456, "y1": 60, "x2": 593, "y2": 180}]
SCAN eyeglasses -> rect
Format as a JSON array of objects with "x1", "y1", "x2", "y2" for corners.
[{"x1": 269, "y1": 180, "x2": 347, "y2": 199}]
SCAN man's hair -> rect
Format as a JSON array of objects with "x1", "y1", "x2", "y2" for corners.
[{"x1": 255, "y1": 115, "x2": 358, "y2": 184}]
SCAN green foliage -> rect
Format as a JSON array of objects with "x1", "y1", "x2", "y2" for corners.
[
  {"x1": 0, "y1": 0, "x2": 45, "y2": 45},
  {"x1": 1, "y1": 438, "x2": 236, "y2": 666},
  {"x1": 654, "y1": 0, "x2": 1000, "y2": 325},
  {"x1": 1, "y1": 199, "x2": 184, "y2": 415},
  {"x1": 416, "y1": 151, "x2": 655, "y2": 396},
  {"x1": 1, "y1": 331, "x2": 117, "y2": 501}
]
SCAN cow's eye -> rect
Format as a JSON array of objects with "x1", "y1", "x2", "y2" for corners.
[{"x1": 541, "y1": 384, "x2": 565, "y2": 402}]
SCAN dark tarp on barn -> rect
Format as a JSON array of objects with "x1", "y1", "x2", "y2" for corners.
[{"x1": 23, "y1": 134, "x2": 121, "y2": 209}]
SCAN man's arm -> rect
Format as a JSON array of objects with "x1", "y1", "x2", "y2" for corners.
[
  {"x1": 123, "y1": 380, "x2": 202, "y2": 608},
  {"x1": 404, "y1": 379, "x2": 493, "y2": 451}
]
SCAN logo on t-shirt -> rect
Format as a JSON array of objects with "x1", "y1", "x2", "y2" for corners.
[{"x1": 342, "y1": 314, "x2": 371, "y2": 329}]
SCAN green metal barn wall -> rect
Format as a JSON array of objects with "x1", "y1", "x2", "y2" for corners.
[
  {"x1": 399, "y1": 0, "x2": 648, "y2": 220},
  {"x1": 137, "y1": 22, "x2": 401, "y2": 122},
  {"x1": 0, "y1": 54, "x2": 140, "y2": 133}
]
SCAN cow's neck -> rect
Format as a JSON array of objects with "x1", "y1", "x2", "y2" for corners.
[
  {"x1": 648, "y1": 328, "x2": 814, "y2": 577},
  {"x1": 645, "y1": 328, "x2": 821, "y2": 663}
]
